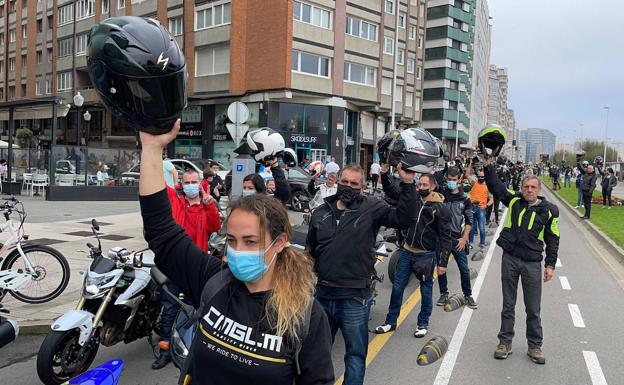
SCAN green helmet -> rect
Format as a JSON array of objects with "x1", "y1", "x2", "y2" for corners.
[{"x1": 478, "y1": 124, "x2": 507, "y2": 158}]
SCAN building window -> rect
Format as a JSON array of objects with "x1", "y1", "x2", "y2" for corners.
[
  {"x1": 8, "y1": 58, "x2": 15, "y2": 72},
  {"x1": 9, "y1": 29, "x2": 16, "y2": 43},
  {"x1": 196, "y1": 2, "x2": 231, "y2": 31},
  {"x1": 21, "y1": 54, "x2": 26, "y2": 68},
  {"x1": 8, "y1": 1, "x2": 15, "y2": 13},
  {"x1": 37, "y1": 19, "x2": 43, "y2": 33},
  {"x1": 76, "y1": 0, "x2": 95, "y2": 19},
  {"x1": 195, "y1": 45, "x2": 230, "y2": 76},
  {"x1": 58, "y1": 37, "x2": 73, "y2": 57},
  {"x1": 35, "y1": 81, "x2": 42, "y2": 96},
  {"x1": 102, "y1": 0, "x2": 109, "y2": 13},
  {"x1": 453, "y1": 19, "x2": 461, "y2": 29},
  {"x1": 47, "y1": 47, "x2": 53, "y2": 62},
  {"x1": 22, "y1": 25, "x2": 27, "y2": 39},
  {"x1": 385, "y1": 0, "x2": 394, "y2": 14},
  {"x1": 48, "y1": 15, "x2": 53, "y2": 29},
  {"x1": 397, "y1": 49, "x2": 404, "y2": 65},
  {"x1": 46, "y1": 79, "x2": 51, "y2": 94},
  {"x1": 8, "y1": 86, "x2": 15, "y2": 100},
  {"x1": 449, "y1": 121, "x2": 457, "y2": 130},
  {"x1": 293, "y1": 1, "x2": 331, "y2": 29},
  {"x1": 58, "y1": 4, "x2": 73, "y2": 26},
  {"x1": 451, "y1": 39, "x2": 461, "y2": 50},
  {"x1": 406, "y1": 92, "x2": 413, "y2": 107},
  {"x1": 449, "y1": 80, "x2": 459, "y2": 90},
  {"x1": 449, "y1": 100, "x2": 458, "y2": 110},
  {"x1": 57, "y1": 71, "x2": 72, "y2": 91},
  {"x1": 381, "y1": 77, "x2": 392, "y2": 95},
  {"x1": 398, "y1": 13, "x2": 405, "y2": 28},
  {"x1": 344, "y1": 62, "x2": 375, "y2": 86},
  {"x1": 118, "y1": 0, "x2": 125, "y2": 9},
  {"x1": 409, "y1": 25, "x2": 416, "y2": 40},
  {"x1": 345, "y1": 15, "x2": 377, "y2": 41},
  {"x1": 407, "y1": 58, "x2": 414, "y2": 73},
  {"x1": 0, "y1": 61, "x2": 3, "y2": 73},
  {"x1": 418, "y1": 36, "x2": 423, "y2": 49},
  {"x1": 417, "y1": 67, "x2": 422, "y2": 79},
  {"x1": 396, "y1": 85, "x2": 403, "y2": 102},
  {"x1": 415, "y1": 96, "x2": 421, "y2": 110},
  {"x1": 76, "y1": 33, "x2": 88, "y2": 55},
  {"x1": 168, "y1": 17, "x2": 183, "y2": 36},
  {"x1": 383, "y1": 36, "x2": 394, "y2": 55},
  {"x1": 291, "y1": 50, "x2": 330, "y2": 77},
  {"x1": 450, "y1": 60, "x2": 460, "y2": 70}
]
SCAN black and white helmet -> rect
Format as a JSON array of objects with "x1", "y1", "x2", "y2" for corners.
[
  {"x1": 387, "y1": 128, "x2": 441, "y2": 173},
  {"x1": 245, "y1": 128, "x2": 286, "y2": 163},
  {"x1": 280, "y1": 148, "x2": 298, "y2": 167}
]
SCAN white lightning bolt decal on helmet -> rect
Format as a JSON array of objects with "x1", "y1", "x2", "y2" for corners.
[{"x1": 245, "y1": 128, "x2": 286, "y2": 163}]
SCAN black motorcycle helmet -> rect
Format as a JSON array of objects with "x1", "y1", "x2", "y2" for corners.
[
  {"x1": 377, "y1": 129, "x2": 401, "y2": 164},
  {"x1": 477, "y1": 124, "x2": 507, "y2": 158},
  {"x1": 387, "y1": 128, "x2": 440, "y2": 173},
  {"x1": 87, "y1": 16, "x2": 187, "y2": 135}
]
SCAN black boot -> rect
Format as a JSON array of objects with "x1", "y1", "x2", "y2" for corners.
[{"x1": 152, "y1": 349, "x2": 172, "y2": 370}]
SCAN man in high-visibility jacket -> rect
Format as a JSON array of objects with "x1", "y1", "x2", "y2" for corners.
[{"x1": 484, "y1": 161, "x2": 560, "y2": 365}]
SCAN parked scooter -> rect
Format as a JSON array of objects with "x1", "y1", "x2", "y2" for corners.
[{"x1": 37, "y1": 219, "x2": 161, "y2": 385}]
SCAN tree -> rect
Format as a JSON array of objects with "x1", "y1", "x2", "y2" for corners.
[
  {"x1": 552, "y1": 140, "x2": 618, "y2": 166},
  {"x1": 15, "y1": 127, "x2": 35, "y2": 149}
]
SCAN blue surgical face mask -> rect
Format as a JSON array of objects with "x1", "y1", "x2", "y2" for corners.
[
  {"x1": 183, "y1": 184, "x2": 200, "y2": 198},
  {"x1": 226, "y1": 239, "x2": 278, "y2": 282},
  {"x1": 447, "y1": 180, "x2": 458, "y2": 190},
  {"x1": 242, "y1": 189, "x2": 256, "y2": 197}
]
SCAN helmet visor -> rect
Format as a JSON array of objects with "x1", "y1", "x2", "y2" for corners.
[{"x1": 109, "y1": 67, "x2": 187, "y2": 126}]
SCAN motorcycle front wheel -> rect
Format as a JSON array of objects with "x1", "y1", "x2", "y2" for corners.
[{"x1": 36, "y1": 329, "x2": 100, "y2": 385}]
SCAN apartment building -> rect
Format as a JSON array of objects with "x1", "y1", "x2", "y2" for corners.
[
  {"x1": 0, "y1": 0, "x2": 429, "y2": 170},
  {"x1": 468, "y1": 0, "x2": 489, "y2": 148},
  {"x1": 487, "y1": 64, "x2": 517, "y2": 156},
  {"x1": 421, "y1": 0, "x2": 475, "y2": 156}
]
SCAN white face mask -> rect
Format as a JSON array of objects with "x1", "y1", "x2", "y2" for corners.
[{"x1": 242, "y1": 189, "x2": 256, "y2": 197}]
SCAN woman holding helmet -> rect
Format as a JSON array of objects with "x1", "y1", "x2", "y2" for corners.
[{"x1": 85, "y1": 16, "x2": 333, "y2": 385}]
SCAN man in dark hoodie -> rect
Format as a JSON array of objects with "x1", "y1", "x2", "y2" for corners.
[
  {"x1": 578, "y1": 162, "x2": 598, "y2": 219},
  {"x1": 375, "y1": 169, "x2": 452, "y2": 339},
  {"x1": 436, "y1": 167, "x2": 477, "y2": 309}
]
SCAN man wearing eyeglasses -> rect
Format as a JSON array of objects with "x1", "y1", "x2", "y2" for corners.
[{"x1": 306, "y1": 163, "x2": 416, "y2": 385}]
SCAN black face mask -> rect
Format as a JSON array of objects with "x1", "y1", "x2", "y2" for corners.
[
  {"x1": 418, "y1": 189, "x2": 430, "y2": 198},
  {"x1": 337, "y1": 184, "x2": 362, "y2": 207},
  {"x1": 477, "y1": 177, "x2": 485, "y2": 183}
]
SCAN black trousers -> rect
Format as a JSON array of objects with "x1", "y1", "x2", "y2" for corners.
[
  {"x1": 583, "y1": 191, "x2": 593, "y2": 218},
  {"x1": 602, "y1": 188, "x2": 612, "y2": 206}
]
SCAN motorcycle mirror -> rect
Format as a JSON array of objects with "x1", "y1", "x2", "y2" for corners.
[
  {"x1": 91, "y1": 219, "x2": 100, "y2": 232},
  {"x1": 133, "y1": 252, "x2": 143, "y2": 268}
]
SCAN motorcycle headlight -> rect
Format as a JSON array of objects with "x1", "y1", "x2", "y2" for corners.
[
  {"x1": 171, "y1": 328, "x2": 189, "y2": 358},
  {"x1": 84, "y1": 273, "x2": 117, "y2": 296}
]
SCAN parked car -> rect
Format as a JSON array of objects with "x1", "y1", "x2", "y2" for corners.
[{"x1": 120, "y1": 164, "x2": 140, "y2": 185}]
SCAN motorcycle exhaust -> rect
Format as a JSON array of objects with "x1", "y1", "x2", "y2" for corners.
[{"x1": 0, "y1": 319, "x2": 19, "y2": 349}]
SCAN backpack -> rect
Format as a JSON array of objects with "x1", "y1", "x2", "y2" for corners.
[{"x1": 179, "y1": 269, "x2": 313, "y2": 385}]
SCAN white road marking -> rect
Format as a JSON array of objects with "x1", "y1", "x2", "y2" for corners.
[
  {"x1": 568, "y1": 304, "x2": 586, "y2": 328},
  {"x1": 583, "y1": 351, "x2": 609, "y2": 385},
  {"x1": 432, "y1": 210, "x2": 508, "y2": 385},
  {"x1": 559, "y1": 276, "x2": 571, "y2": 290},
  {"x1": 556, "y1": 258, "x2": 562, "y2": 268}
]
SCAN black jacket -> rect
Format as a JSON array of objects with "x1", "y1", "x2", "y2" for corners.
[
  {"x1": 484, "y1": 165, "x2": 560, "y2": 267},
  {"x1": 578, "y1": 163, "x2": 598, "y2": 194},
  {"x1": 306, "y1": 182, "x2": 416, "y2": 298},
  {"x1": 381, "y1": 172, "x2": 452, "y2": 267},
  {"x1": 270, "y1": 165, "x2": 291, "y2": 204},
  {"x1": 140, "y1": 189, "x2": 333, "y2": 385},
  {"x1": 598, "y1": 168, "x2": 618, "y2": 190},
  {"x1": 440, "y1": 187, "x2": 473, "y2": 239}
]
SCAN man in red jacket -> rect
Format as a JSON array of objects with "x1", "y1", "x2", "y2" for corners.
[
  {"x1": 167, "y1": 169, "x2": 221, "y2": 252},
  {"x1": 154, "y1": 168, "x2": 221, "y2": 369}
]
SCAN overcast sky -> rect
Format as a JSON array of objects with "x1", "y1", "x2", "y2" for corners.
[{"x1": 489, "y1": 0, "x2": 624, "y2": 144}]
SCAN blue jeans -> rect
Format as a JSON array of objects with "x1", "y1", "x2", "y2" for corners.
[
  {"x1": 577, "y1": 187, "x2": 584, "y2": 207},
  {"x1": 385, "y1": 249, "x2": 435, "y2": 328},
  {"x1": 438, "y1": 239, "x2": 472, "y2": 296},
  {"x1": 469, "y1": 207, "x2": 486, "y2": 246},
  {"x1": 158, "y1": 283, "x2": 181, "y2": 356},
  {"x1": 317, "y1": 292, "x2": 373, "y2": 385}
]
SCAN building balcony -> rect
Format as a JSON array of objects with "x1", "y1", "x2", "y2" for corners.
[
  {"x1": 422, "y1": 108, "x2": 469, "y2": 127},
  {"x1": 425, "y1": 47, "x2": 469, "y2": 63},
  {"x1": 427, "y1": 5, "x2": 473, "y2": 24},
  {"x1": 424, "y1": 67, "x2": 460, "y2": 81},
  {"x1": 426, "y1": 26, "x2": 471, "y2": 44},
  {"x1": 423, "y1": 87, "x2": 459, "y2": 102}
]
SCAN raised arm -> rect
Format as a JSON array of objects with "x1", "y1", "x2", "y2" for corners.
[
  {"x1": 484, "y1": 163, "x2": 518, "y2": 206},
  {"x1": 270, "y1": 163, "x2": 292, "y2": 203}
]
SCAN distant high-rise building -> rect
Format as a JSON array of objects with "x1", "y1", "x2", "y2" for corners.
[
  {"x1": 519, "y1": 128, "x2": 556, "y2": 163},
  {"x1": 487, "y1": 64, "x2": 516, "y2": 156}
]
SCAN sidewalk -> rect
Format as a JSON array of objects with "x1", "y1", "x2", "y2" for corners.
[{"x1": 2, "y1": 207, "x2": 145, "y2": 332}]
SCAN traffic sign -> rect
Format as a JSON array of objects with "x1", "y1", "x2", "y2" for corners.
[{"x1": 226, "y1": 102, "x2": 250, "y2": 146}]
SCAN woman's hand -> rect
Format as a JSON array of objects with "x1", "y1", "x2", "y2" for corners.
[{"x1": 139, "y1": 119, "x2": 181, "y2": 149}]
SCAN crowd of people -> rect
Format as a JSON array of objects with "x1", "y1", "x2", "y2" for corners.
[{"x1": 130, "y1": 119, "x2": 567, "y2": 385}]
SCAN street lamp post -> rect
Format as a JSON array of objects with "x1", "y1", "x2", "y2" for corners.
[
  {"x1": 83, "y1": 110, "x2": 91, "y2": 186},
  {"x1": 603, "y1": 107, "x2": 609, "y2": 164},
  {"x1": 73, "y1": 92, "x2": 84, "y2": 145}
]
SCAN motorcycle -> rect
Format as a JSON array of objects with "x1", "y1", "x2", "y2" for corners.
[
  {"x1": 0, "y1": 304, "x2": 18, "y2": 349},
  {"x1": 37, "y1": 219, "x2": 161, "y2": 385}
]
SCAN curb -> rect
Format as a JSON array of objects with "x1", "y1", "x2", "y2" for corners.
[
  {"x1": 17, "y1": 319, "x2": 53, "y2": 335},
  {"x1": 543, "y1": 184, "x2": 624, "y2": 265}
]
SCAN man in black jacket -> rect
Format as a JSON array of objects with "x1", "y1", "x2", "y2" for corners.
[
  {"x1": 437, "y1": 167, "x2": 477, "y2": 309},
  {"x1": 484, "y1": 162, "x2": 560, "y2": 365},
  {"x1": 578, "y1": 162, "x2": 598, "y2": 219},
  {"x1": 375, "y1": 169, "x2": 452, "y2": 339},
  {"x1": 306, "y1": 163, "x2": 415, "y2": 385}
]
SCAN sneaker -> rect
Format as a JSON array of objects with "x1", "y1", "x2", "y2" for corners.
[
  {"x1": 574, "y1": 205, "x2": 580, "y2": 209},
  {"x1": 608, "y1": 206, "x2": 612, "y2": 210},
  {"x1": 465, "y1": 296, "x2": 478, "y2": 309},
  {"x1": 414, "y1": 326, "x2": 428, "y2": 338},
  {"x1": 527, "y1": 347, "x2": 546, "y2": 364},
  {"x1": 374, "y1": 324, "x2": 396, "y2": 334},
  {"x1": 436, "y1": 293, "x2": 449, "y2": 306},
  {"x1": 494, "y1": 343, "x2": 512, "y2": 359}
]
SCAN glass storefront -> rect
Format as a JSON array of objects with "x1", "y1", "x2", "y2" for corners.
[
  {"x1": 211, "y1": 103, "x2": 260, "y2": 169},
  {"x1": 174, "y1": 106, "x2": 203, "y2": 159},
  {"x1": 278, "y1": 103, "x2": 330, "y2": 165}
]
